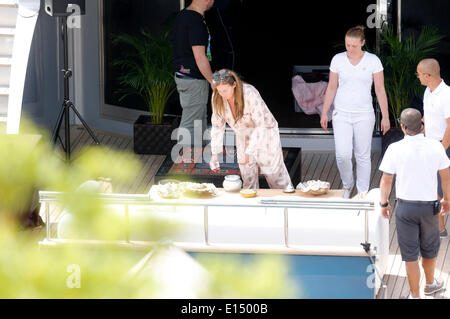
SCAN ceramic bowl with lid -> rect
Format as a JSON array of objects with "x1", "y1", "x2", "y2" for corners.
[{"x1": 223, "y1": 175, "x2": 242, "y2": 192}]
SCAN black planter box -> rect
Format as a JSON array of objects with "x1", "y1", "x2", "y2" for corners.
[
  {"x1": 381, "y1": 127, "x2": 404, "y2": 157},
  {"x1": 133, "y1": 115, "x2": 179, "y2": 155}
]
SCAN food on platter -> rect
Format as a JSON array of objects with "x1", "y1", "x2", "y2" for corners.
[
  {"x1": 183, "y1": 182, "x2": 218, "y2": 197},
  {"x1": 157, "y1": 179, "x2": 183, "y2": 199},
  {"x1": 296, "y1": 180, "x2": 330, "y2": 195},
  {"x1": 240, "y1": 189, "x2": 257, "y2": 198}
]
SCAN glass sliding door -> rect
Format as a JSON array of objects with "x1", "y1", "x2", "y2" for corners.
[{"x1": 100, "y1": 0, "x2": 181, "y2": 122}]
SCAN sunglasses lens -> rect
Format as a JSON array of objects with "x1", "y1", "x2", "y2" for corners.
[{"x1": 213, "y1": 71, "x2": 231, "y2": 83}]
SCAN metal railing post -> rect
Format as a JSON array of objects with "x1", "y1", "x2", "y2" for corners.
[
  {"x1": 204, "y1": 206, "x2": 209, "y2": 245},
  {"x1": 284, "y1": 207, "x2": 289, "y2": 248},
  {"x1": 45, "y1": 202, "x2": 50, "y2": 240},
  {"x1": 125, "y1": 204, "x2": 130, "y2": 243},
  {"x1": 365, "y1": 210, "x2": 369, "y2": 245}
]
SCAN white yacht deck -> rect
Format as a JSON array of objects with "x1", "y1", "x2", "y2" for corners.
[{"x1": 40, "y1": 125, "x2": 450, "y2": 299}]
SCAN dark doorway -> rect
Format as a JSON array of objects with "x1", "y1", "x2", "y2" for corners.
[
  {"x1": 206, "y1": 0, "x2": 377, "y2": 128},
  {"x1": 103, "y1": 0, "x2": 180, "y2": 114},
  {"x1": 401, "y1": 0, "x2": 450, "y2": 81}
]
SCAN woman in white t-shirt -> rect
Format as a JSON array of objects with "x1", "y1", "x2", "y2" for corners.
[{"x1": 320, "y1": 26, "x2": 390, "y2": 198}]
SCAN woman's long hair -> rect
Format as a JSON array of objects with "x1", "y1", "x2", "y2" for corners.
[{"x1": 212, "y1": 69, "x2": 245, "y2": 122}]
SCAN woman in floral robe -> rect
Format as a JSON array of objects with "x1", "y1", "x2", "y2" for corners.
[{"x1": 209, "y1": 69, "x2": 292, "y2": 189}]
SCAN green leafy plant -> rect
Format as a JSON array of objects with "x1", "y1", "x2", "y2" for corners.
[
  {"x1": 379, "y1": 26, "x2": 444, "y2": 127},
  {"x1": 0, "y1": 118, "x2": 298, "y2": 299},
  {"x1": 113, "y1": 29, "x2": 175, "y2": 124}
]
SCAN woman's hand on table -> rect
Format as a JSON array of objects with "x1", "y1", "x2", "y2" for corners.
[{"x1": 210, "y1": 154, "x2": 220, "y2": 172}]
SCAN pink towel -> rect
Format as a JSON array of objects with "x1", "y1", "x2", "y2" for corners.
[{"x1": 292, "y1": 75, "x2": 334, "y2": 119}]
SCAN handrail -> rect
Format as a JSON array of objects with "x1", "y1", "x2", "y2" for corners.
[
  {"x1": 38, "y1": 189, "x2": 386, "y2": 295},
  {"x1": 39, "y1": 191, "x2": 151, "y2": 205},
  {"x1": 38, "y1": 189, "x2": 376, "y2": 255},
  {"x1": 38, "y1": 239, "x2": 370, "y2": 257},
  {"x1": 39, "y1": 191, "x2": 375, "y2": 210}
]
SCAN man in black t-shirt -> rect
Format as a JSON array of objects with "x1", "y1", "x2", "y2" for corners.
[{"x1": 173, "y1": 0, "x2": 215, "y2": 145}]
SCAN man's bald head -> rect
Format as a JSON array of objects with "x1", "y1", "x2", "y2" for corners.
[
  {"x1": 400, "y1": 108, "x2": 423, "y2": 134},
  {"x1": 418, "y1": 59, "x2": 441, "y2": 78}
]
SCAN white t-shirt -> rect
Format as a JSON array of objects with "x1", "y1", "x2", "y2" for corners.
[
  {"x1": 423, "y1": 80, "x2": 450, "y2": 141},
  {"x1": 330, "y1": 51, "x2": 384, "y2": 113},
  {"x1": 379, "y1": 134, "x2": 450, "y2": 201}
]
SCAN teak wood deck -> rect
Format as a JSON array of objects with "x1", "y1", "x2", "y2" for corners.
[{"x1": 41, "y1": 126, "x2": 450, "y2": 299}]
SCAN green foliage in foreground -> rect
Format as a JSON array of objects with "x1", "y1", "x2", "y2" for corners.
[{"x1": 0, "y1": 119, "x2": 298, "y2": 298}]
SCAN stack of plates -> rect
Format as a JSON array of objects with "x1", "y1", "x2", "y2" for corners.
[
  {"x1": 182, "y1": 182, "x2": 218, "y2": 198},
  {"x1": 296, "y1": 180, "x2": 330, "y2": 195},
  {"x1": 157, "y1": 179, "x2": 183, "y2": 199}
]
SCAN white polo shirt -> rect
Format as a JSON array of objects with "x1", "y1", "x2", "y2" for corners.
[
  {"x1": 379, "y1": 134, "x2": 450, "y2": 201},
  {"x1": 330, "y1": 51, "x2": 384, "y2": 113},
  {"x1": 423, "y1": 80, "x2": 450, "y2": 141}
]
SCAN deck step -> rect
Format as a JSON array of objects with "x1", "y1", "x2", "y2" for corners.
[
  {"x1": 0, "y1": 86, "x2": 8, "y2": 116},
  {"x1": 0, "y1": 1, "x2": 18, "y2": 123},
  {"x1": 0, "y1": 0, "x2": 18, "y2": 6},
  {"x1": 0, "y1": 4, "x2": 18, "y2": 28},
  {"x1": 0, "y1": 27, "x2": 15, "y2": 36},
  {"x1": 0, "y1": 56, "x2": 12, "y2": 66},
  {"x1": 0, "y1": 86, "x2": 9, "y2": 95},
  {"x1": 0, "y1": 34, "x2": 14, "y2": 56},
  {"x1": 0, "y1": 96, "x2": 8, "y2": 119},
  {"x1": 0, "y1": 64, "x2": 11, "y2": 86}
]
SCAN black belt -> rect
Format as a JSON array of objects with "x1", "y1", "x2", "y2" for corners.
[
  {"x1": 397, "y1": 198, "x2": 438, "y2": 205},
  {"x1": 175, "y1": 72, "x2": 197, "y2": 80}
]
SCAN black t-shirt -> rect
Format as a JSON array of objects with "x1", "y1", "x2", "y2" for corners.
[{"x1": 173, "y1": 9, "x2": 211, "y2": 79}]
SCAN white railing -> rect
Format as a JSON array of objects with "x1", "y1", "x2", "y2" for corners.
[{"x1": 38, "y1": 190, "x2": 376, "y2": 257}]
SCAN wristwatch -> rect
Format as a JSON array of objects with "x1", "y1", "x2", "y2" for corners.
[{"x1": 379, "y1": 201, "x2": 389, "y2": 208}]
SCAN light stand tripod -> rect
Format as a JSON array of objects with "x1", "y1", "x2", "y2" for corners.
[{"x1": 51, "y1": 14, "x2": 99, "y2": 161}]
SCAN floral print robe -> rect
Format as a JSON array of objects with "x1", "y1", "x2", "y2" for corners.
[{"x1": 211, "y1": 84, "x2": 292, "y2": 189}]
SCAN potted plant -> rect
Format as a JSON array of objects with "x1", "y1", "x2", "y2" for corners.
[
  {"x1": 113, "y1": 29, "x2": 178, "y2": 155},
  {"x1": 378, "y1": 26, "x2": 444, "y2": 155}
]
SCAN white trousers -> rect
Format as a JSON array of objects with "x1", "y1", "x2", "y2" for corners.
[{"x1": 332, "y1": 109, "x2": 375, "y2": 193}]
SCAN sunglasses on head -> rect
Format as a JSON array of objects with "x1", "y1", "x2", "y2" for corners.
[{"x1": 212, "y1": 71, "x2": 233, "y2": 84}]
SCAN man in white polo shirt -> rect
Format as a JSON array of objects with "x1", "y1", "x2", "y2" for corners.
[
  {"x1": 417, "y1": 58, "x2": 450, "y2": 238},
  {"x1": 379, "y1": 108, "x2": 450, "y2": 299}
]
